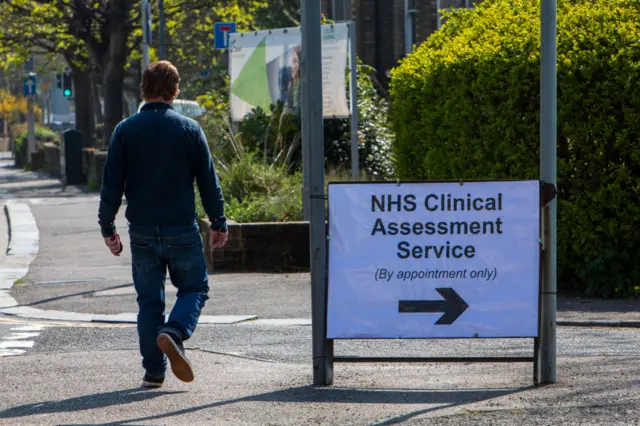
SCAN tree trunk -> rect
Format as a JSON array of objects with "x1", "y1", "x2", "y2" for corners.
[
  {"x1": 101, "y1": 9, "x2": 130, "y2": 147},
  {"x1": 70, "y1": 64, "x2": 95, "y2": 148},
  {"x1": 92, "y1": 70, "x2": 104, "y2": 125}
]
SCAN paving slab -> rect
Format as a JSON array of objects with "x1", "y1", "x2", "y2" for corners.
[{"x1": 6, "y1": 200, "x2": 305, "y2": 321}]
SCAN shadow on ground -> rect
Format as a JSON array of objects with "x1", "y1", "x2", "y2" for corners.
[
  {"x1": 0, "y1": 282, "x2": 134, "y2": 311},
  {"x1": 0, "y1": 162, "x2": 91, "y2": 198},
  {"x1": 0, "y1": 388, "x2": 184, "y2": 420},
  {"x1": 0, "y1": 384, "x2": 530, "y2": 425}
]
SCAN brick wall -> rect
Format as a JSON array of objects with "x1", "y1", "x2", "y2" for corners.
[
  {"x1": 321, "y1": 0, "x2": 331, "y2": 17},
  {"x1": 393, "y1": 0, "x2": 406, "y2": 62},
  {"x1": 415, "y1": 0, "x2": 438, "y2": 45},
  {"x1": 199, "y1": 219, "x2": 311, "y2": 272},
  {"x1": 323, "y1": 0, "x2": 484, "y2": 87},
  {"x1": 355, "y1": 0, "x2": 377, "y2": 69}
]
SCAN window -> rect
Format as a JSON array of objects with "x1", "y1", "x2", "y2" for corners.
[{"x1": 405, "y1": 0, "x2": 417, "y2": 54}]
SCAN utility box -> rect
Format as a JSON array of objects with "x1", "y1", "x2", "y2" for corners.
[{"x1": 62, "y1": 129, "x2": 85, "y2": 185}]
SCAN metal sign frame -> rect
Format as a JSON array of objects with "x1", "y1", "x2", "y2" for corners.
[
  {"x1": 319, "y1": 179, "x2": 556, "y2": 386},
  {"x1": 302, "y1": 0, "x2": 556, "y2": 387}
]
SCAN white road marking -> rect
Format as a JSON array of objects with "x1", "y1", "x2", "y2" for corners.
[
  {"x1": 8, "y1": 326, "x2": 45, "y2": 332},
  {"x1": 0, "y1": 349, "x2": 26, "y2": 356},
  {"x1": 0, "y1": 340, "x2": 35, "y2": 349},
  {"x1": 3, "y1": 332, "x2": 40, "y2": 340},
  {"x1": 0, "y1": 324, "x2": 42, "y2": 356}
]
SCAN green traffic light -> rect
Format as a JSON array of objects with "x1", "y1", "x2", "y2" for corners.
[{"x1": 63, "y1": 89, "x2": 71, "y2": 97}]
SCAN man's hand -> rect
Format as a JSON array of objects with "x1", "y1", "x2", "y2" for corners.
[
  {"x1": 104, "y1": 233, "x2": 123, "y2": 256},
  {"x1": 209, "y1": 230, "x2": 228, "y2": 250}
]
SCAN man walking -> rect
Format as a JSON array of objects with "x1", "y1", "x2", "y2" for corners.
[{"x1": 98, "y1": 61, "x2": 228, "y2": 389}]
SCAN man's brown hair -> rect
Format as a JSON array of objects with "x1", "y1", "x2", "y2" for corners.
[{"x1": 141, "y1": 61, "x2": 180, "y2": 101}]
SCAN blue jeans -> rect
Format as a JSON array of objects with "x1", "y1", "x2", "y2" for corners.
[{"x1": 129, "y1": 223, "x2": 209, "y2": 378}]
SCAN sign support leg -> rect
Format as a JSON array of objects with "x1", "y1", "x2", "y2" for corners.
[
  {"x1": 348, "y1": 22, "x2": 360, "y2": 181},
  {"x1": 302, "y1": 0, "x2": 333, "y2": 386},
  {"x1": 533, "y1": 337, "x2": 540, "y2": 385},
  {"x1": 539, "y1": 0, "x2": 558, "y2": 385}
]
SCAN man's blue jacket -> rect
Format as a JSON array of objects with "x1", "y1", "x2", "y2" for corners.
[{"x1": 98, "y1": 102, "x2": 226, "y2": 238}]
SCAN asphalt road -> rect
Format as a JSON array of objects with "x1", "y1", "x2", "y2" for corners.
[
  {"x1": 3, "y1": 157, "x2": 640, "y2": 424},
  {"x1": 1, "y1": 319, "x2": 640, "y2": 425},
  {"x1": 26, "y1": 323, "x2": 640, "y2": 364}
]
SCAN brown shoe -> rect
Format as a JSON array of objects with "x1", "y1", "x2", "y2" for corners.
[{"x1": 157, "y1": 332, "x2": 194, "y2": 382}]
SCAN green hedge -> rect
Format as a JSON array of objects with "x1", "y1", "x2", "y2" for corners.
[{"x1": 390, "y1": 0, "x2": 640, "y2": 298}]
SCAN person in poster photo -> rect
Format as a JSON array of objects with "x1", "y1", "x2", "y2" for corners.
[
  {"x1": 278, "y1": 45, "x2": 301, "y2": 116},
  {"x1": 288, "y1": 46, "x2": 301, "y2": 115}
]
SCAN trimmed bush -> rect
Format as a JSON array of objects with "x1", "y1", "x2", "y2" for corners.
[
  {"x1": 15, "y1": 125, "x2": 57, "y2": 168},
  {"x1": 390, "y1": 0, "x2": 640, "y2": 298}
]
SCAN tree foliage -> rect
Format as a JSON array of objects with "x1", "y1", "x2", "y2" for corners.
[
  {"x1": 0, "y1": 89, "x2": 28, "y2": 122},
  {"x1": 0, "y1": 0, "x2": 137, "y2": 146},
  {"x1": 391, "y1": 0, "x2": 640, "y2": 298},
  {"x1": 0, "y1": 0, "x2": 301, "y2": 144},
  {"x1": 162, "y1": 0, "x2": 300, "y2": 98}
]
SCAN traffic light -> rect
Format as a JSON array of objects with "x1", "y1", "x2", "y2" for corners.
[
  {"x1": 62, "y1": 71, "x2": 72, "y2": 97},
  {"x1": 56, "y1": 73, "x2": 62, "y2": 89}
]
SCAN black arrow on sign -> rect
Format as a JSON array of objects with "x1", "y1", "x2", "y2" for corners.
[{"x1": 398, "y1": 288, "x2": 469, "y2": 325}]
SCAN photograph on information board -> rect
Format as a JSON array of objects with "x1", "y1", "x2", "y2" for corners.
[
  {"x1": 327, "y1": 181, "x2": 541, "y2": 339},
  {"x1": 228, "y1": 23, "x2": 350, "y2": 121}
]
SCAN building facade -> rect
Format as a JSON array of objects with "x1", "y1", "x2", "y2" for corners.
[{"x1": 321, "y1": 0, "x2": 478, "y2": 85}]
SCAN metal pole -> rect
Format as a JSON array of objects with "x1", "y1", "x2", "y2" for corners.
[
  {"x1": 142, "y1": 0, "x2": 150, "y2": 71},
  {"x1": 436, "y1": 0, "x2": 441, "y2": 29},
  {"x1": 47, "y1": 87, "x2": 52, "y2": 125},
  {"x1": 45, "y1": 92, "x2": 49, "y2": 125},
  {"x1": 27, "y1": 94, "x2": 35, "y2": 162},
  {"x1": 404, "y1": 0, "x2": 411, "y2": 54},
  {"x1": 348, "y1": 23, "x2": 359, "y2": 181},
  {"x1": 301, "y1": 0, "x2": 333, "y2": 386},
  {"x1": 539, "y1": 0, "x2": 557, "y2": 385},
  {"x1": 159, "y1": 0, "x2": 166, "y2": 60}
]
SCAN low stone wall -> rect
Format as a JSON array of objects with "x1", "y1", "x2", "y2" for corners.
[
  {"x1": 199, "y1": 218, "x2": 310, "y2": 272},
  {"x1": 30, "y1": 150, "x2": 45, "y2": 171},
  {"x1": 43, "y1": 143, "x2": 61, "y2": 177}
]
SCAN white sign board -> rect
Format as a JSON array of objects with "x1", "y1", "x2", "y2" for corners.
[
  {"x1": 327, "y1": 181, "x2": 541, "y2": 339},
  {"x1": 229, "y1": 23, "x2": 350, "y2": 121}
]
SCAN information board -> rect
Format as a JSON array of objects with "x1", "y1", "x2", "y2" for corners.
[
  {"x1": 228, "y1": 23, "x2": 349, "y2": 121},
  {"x1": 327, "y1": 181, "x2": 541, "y2": 339}
]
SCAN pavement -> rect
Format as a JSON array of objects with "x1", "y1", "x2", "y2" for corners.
[
  {"x1": 4, "y1": 189, "x2": 640, "y2": 325},
  {"x1": 2, "y1": 154, "x2": 640, "y2": 425}
]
